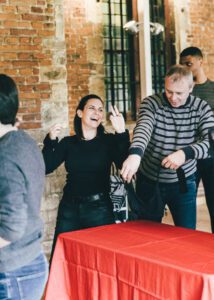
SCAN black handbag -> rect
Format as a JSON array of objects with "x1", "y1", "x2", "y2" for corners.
[
  {"x1": 127, "y1": 166, "x2": 188, "y2": 221},
  {"x1": 126, "y1": 175, "x2": 164, "y2": 221},
  {"x1": 109, "y1": 163, "x2": 129, "y2": 223}
]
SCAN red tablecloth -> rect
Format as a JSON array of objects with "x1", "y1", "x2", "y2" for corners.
[{"x1": 44, "y1": 221, "x2": 214, "y2": 300}]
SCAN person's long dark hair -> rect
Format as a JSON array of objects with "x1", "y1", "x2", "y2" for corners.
[
  {"x1": 0, "y1": 74, "x2": 19, "y2": 125},
  {"x1": 74, "y1": 94, "x2": 105, "y2": 140}
]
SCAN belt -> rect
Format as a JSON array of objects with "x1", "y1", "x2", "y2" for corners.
[{"x1": 73, "y1": 193, "x2": 106, "y2": 203}]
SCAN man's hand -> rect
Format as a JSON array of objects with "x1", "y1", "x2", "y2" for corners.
[
  {"x1": 162, "y1": 150, "x2": 185, "y2": 170},
  {"x1": 121, "y1": 154, "x2": 141, "y2": 183}
]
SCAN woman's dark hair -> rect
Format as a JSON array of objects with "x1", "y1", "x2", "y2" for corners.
[
  {"x1": 0, "y1": 74, "x2": 19, "y2": 125},
  {"x1": 74, "y1": 94, "x2": 105, "y2": 139}
]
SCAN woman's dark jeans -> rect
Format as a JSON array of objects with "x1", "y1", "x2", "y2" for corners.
[
  {"x1": 136, "y1": 173, "x2": 197, "y2": 230},
  {"x1": 50, "y1": 193, "x2": 115, "y2": 264}
]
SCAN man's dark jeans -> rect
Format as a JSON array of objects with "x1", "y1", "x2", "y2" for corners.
[
  {"x1": 196, "y1": 158, "x2": 214, "y2": 232},
  {"x1": 136, "y1": 173, "x2": 197, "y2": 229}
]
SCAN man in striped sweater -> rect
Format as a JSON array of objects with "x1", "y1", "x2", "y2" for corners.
[
  {"x1": 180, "y1": 47, "x2": 214, "y2": 232},
  {"x1": 121, "y1": 65, "x2": 214, "y2": 229}
]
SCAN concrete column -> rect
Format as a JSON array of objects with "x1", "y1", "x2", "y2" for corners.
[
  {"x1": 137, "y1": 0, "x2": 152, "y2": 98},
  {"x1": 173, "y1": 0, "x2": 190, "y2": 58}
]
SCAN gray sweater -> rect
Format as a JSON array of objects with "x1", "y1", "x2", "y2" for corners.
[{"x1": 0, "y1": 130, "x2": 45, "y2": 272}]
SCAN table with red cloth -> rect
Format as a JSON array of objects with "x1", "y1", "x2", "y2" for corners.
[{"x1": 44, "y1": 221, "x2": 214, "y2": 300}]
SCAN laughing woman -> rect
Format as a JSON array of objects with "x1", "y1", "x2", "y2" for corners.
[{"x1": 42, "y1": 94, "x2": 129, "y2": 262}]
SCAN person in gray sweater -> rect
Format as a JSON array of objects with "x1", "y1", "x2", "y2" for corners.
[{"x1": 0, "y1": 74, "x2": 48, "y2": 300}]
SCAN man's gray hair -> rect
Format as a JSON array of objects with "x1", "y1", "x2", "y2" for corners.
[{"x1": 165, "y1": 64, "x2": 193, "y2": 87}]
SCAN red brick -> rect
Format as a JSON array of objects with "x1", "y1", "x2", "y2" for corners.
[
  {"x1": 36, "y1": 30, "x2": 54, "y2": 37},
  {"x1": 10, "y1": 29, "x2": 37, "y2": 36},
  {"x1": 19, "y1": 69, "x2": 34, "y2": 76},
  {"x1": 0, "y1": 13, "x2": 20, "y2": 20},
  {"x1": 17, "y1": 53, "x2": 33, "y2": 59},
  {"x1": 31, "y1": 22, "x2": 44, "y2": 29},
  {"x1": 19, "y1": 92, "x2": 40, "y2": 99},
  {"x1": 33, "y1": 83, "x2": 50, "y2": 91},
  {"x1": 3, "y1": 21, "x2": 18, "y2": 27},
  {"x1": 13, "y1": 61, "x2": 39, "y2": 67},
  {"x1": 22, "y1": 113, "x2": 41, "y2": 121},
  {"x1": 2, "y1": 5, "x2": 16, "y2": 12},
  {"x1": 5, "y1": 37, "x2": 19, "y2": 44},
  {"x1": 3, "y1": 53, "x2": 17, "y2": 59},
  {"x1": 3, "y1": 69, "x2": 17, "y2": 76},
  {"x1": 40, "y1": 93, "x2": 50, "y2": 99},
  {"x1": 20, "y1": 122, "x2": 41, "y2": 129},
  {"x1": 19, "y1": 37, "x2": 31, "y2": 44},
  {"x1": 33, "y1": 37, "x2": 42, "y2": 44},
  {"x1": 21, "y1": 13, "x2": 46, "y2": 21},
  {"x1": 26, "y1": 76, "x2": 39, "y2": 84},
  {"x1": 19, "y1": 85, "x2": 34, "y2": 92},
  {"x1": 31, "y1": 7, "x2": 43, "y2": 13},
  {"x1": 0, "y1": 61, "x2": 12, "y2": 67}
]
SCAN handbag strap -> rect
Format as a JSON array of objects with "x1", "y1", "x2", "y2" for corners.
[
  {"x1": 209, "y1": 126, "x2": 214, "y2": 157},
  {"x1": 176, "y1": 167, "x2": 188, "y2": 193},
  {"x1": 158, "y1": 166, "x2": 187, "y2": 193},
  {"x1": 111, "y1": 163, "x2": 120, "y2": 177}
]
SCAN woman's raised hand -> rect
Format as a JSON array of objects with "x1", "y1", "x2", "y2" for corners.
[
  {"x1": 49, "y1": 123, "x2": 63, "y2": 140},
  {"x1": 109, "y1": 105, "x2": 125, "y2": 133}
]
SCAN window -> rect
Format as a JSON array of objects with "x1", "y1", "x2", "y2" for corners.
[
  {"x1": 102, "y1": 0, "x2": 136, "y2": 120},
  {"x1": 150, "y1": 0, "x2": 166, "y2": 93}
]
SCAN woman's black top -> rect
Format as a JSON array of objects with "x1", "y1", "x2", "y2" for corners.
[{"x1": 42, "y1": 131, "x2": 129, "y2": 201}]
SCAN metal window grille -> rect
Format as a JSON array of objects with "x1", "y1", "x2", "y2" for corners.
[
  {"x1": 150, "y1": 0, "x2": 166, "y2": 94},
  {"x1": 102, "y1": 0, "x2": 136, "y2": 120}
]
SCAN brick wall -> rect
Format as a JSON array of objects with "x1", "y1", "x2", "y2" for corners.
[
  {"x1": 0, "y1": 0, "x2": 105, "y2": 257},
  {"x1": 0, "y1": 0, "x2": 51, "y2": 129},
  {"x1": 0, "y1": 0, "x2": 69, "y2": 255},
  {"x1": 184, "y1": 0, "x2": 214, "y2": 79},
  {"x1": 63, "y1": 0, "x2": 105, "y2": 130},
  {"x1": 184, "y1": 0, "x2": 214, "y2": 200},
  {"x1": 41, "y1": 0, "x2": 105, "y2": 255},
  {"x1": 1, "y1": 0, "x2": 212, "y2": 257}
]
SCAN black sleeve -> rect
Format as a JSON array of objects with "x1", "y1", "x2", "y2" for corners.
[
  {"x1": 42, "y1": 134, "x2": 68, "y2": 174},
  {"x1": 182, "y1": 146, "x2": 195, "y2": 160},
  {"x1": 111, "y1": 130, "x2": 130, "y2": 169}
]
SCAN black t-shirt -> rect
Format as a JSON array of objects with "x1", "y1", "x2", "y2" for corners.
[{"x1": 42, "y1": 132, "x2": 129, "y2": 198}]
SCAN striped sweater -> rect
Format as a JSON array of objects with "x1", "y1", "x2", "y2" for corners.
[{"x1": 129, "y1": 93, "x2": 214, "y2": 183}]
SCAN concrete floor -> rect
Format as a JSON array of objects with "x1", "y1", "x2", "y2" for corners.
[{"x1": 162, "y1": 196, "x2": 212, "y2": 233}]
